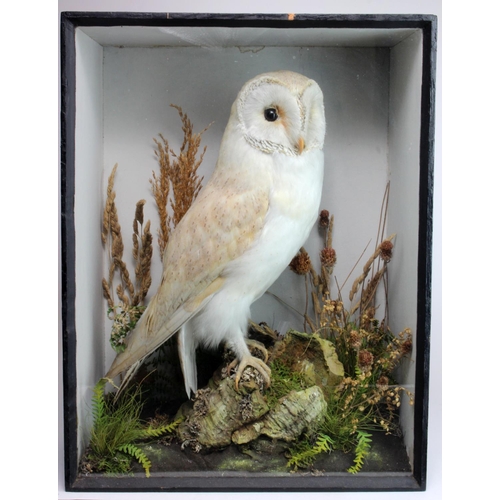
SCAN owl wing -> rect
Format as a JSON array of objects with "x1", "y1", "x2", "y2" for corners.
[{"x1": 105, "y1": 176, "x2": 270, "y2": 379}]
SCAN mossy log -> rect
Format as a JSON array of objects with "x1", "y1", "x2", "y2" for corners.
[
  {"x1": 232, "y1": 385, "x2": 327, "y2": 444},
  {"x1": 176, "y1": 371, "x2": 269, "y2": 449},
  {"x1": 175, "y1": 331, "x2": 344, "y2": 451}
]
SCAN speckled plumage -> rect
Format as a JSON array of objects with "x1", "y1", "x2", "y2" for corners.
[{"x1": 106, "y1": 71, "x2": 326, "y2": 397}]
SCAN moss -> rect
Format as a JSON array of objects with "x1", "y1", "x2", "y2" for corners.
[
  {"x1": 265, "y1": 357, "x2": 309, "y2": 408},
  {"x1": 267, "y1": 331, "x2": 344, "y2": 400}
]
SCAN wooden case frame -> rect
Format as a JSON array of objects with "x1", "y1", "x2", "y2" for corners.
[{"x1": 60, "y1": 11, "x2": 436, "y2": 492}]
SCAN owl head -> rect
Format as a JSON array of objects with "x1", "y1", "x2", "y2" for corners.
[{"x1": 235, "y1": 70, "x2": 325, "y2": 157}]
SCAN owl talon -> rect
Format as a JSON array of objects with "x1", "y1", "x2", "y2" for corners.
[
  {"x1": 228, "y1": 355, "x2": 271, "y2": 392},
  {"x1": 245, "y1": 338, "x2": 269, "y2": 363}
]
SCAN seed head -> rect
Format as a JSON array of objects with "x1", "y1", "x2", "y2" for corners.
[
  {"x1": 348, "y1": 330, "x2": 362, "y2": 349},
  {"x1": 401, "y1": 338, "x2": 412, "y2": 355},
  {"x1": 379, "y1": 240, "x2": 394, "y2": 262},
  {"x1": 358, "y1": 349, "x2": 374, "y2": 371},
  {"x1": 376, "y1": 375, "x2": 389, "y2": 391},
  {"x1": 319, "y1": 209, "x2": 330, "y2": 228},
  {"x1": 320, "y1": 247, "x2": 337, "y2": 270},
  {"x1": 289, "y1": 251, "x2": 311, "y2": 275}
]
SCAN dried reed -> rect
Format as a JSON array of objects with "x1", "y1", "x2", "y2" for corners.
[{"x1": 102, "y1": 105, "x2": 209, "y2": 357}]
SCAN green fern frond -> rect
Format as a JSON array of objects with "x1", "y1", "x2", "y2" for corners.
[
  {"x1": 141, "y1": 416, "x2": 184, "y2": 439},
  {"x1": 91, "y1": 378, "x2": 107, "y2": 424},
  {"x1": 287, "y1": 434, "x2": 335, "y2": 470},
  {"x1": 87, "y1": 378, "x2": 186, "y2": 477},
  {"x1": 347, "y1": 431, "x2": 372, "y2": 474},
  {"x1": 117, "y1": 444, "x2": 152, "y2": 477}
]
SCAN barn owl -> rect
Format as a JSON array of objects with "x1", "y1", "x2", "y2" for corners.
[{"x1": 106, "y1": 70, "x2": 326, "y2": 397}]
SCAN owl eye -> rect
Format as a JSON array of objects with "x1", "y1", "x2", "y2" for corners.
[{"x1": 264, "y1": 108, "x2": 279, "y2": 122}]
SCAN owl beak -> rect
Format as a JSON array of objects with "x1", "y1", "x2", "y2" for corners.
[{"x1": 297, "y1": 136, "x2": 305, "y2": 155}]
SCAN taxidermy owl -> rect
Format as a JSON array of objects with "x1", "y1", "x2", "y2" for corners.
[{"x1": 106, "y1": 70, "x2": 326, "y2": 398}]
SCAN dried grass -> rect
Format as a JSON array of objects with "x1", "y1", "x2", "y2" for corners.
[
  {"x1": 102, "y1": 105, "x2": 209, "y2": 354},
  {"x1": 348, "y1": 234, "x2": 395, "y2": 316},
  {"x1": 132, "y1": 200, "x2": 153, "y2": 306},
  {"x1": 286, "y1": 183, "x2": 413, "y2": 466},
  {"x1": 151, "y1": 104, "x2": 210, "y2": 258},
  {"x1": 101, "y1": 165, "x2": 153, "y2": 314},
  {"x1": 289, "y1": 182, "x2": 396, "y2": 332}
]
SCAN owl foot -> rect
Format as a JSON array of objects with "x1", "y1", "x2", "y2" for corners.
[
  {"x1": 245, "y1": 338, "x2": 269, "y2": 363},
  {"x1": 228, "y1": 354, "x2": 272, "y2": 392}
]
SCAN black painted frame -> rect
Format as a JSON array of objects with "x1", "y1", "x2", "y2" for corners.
[{"x1": 60, "y1": 11, "x2": 437, "y2": 493}]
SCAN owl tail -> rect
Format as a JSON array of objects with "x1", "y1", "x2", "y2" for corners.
[{"x1": 178, "y1": 323, "x2": 198, "y2": 398}]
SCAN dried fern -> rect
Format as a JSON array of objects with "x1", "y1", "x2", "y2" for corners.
[{"x1": 91, "y1": 378, "x2": 107, "y2": 425}]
